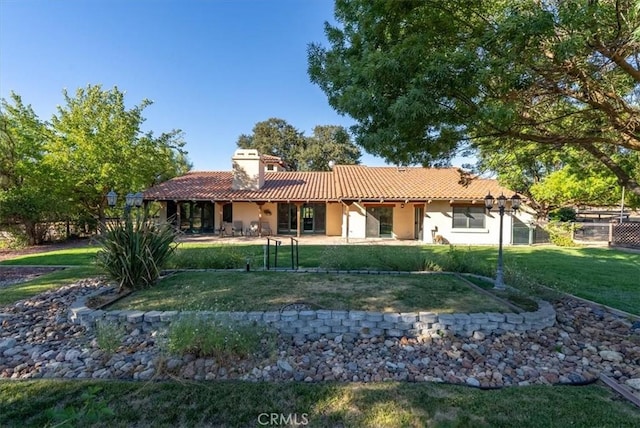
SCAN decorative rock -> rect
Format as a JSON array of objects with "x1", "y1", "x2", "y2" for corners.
[
  {"x1": 0, "y1": 276, "x2": 639, "y2": 390},
  {"x1": 64, "y1": 349, "x2": 82, "y2": 362},
  {"x1": 599, "y1": 350, "x2": 624, "y2": 362},
  {"x1": 625, "y1": 378, "x2": 640, "y2": 391},
  {"x1": 466, "y1": 377, "x2": 480, "y2": 387},
  {"x1": 277, "y1": 359, "x2": 293, "y2": 372}
]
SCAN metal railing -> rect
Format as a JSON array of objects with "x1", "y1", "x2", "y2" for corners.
[
  {"x1": 264, "y1": 237, "x2": 282, "y2": 270},
  {"x1": 264, "y1": 236, "x2": 300, "y2": 270}
]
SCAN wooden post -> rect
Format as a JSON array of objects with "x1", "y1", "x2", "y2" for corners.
[
  {"x1": 608, "y1": 221, "x2": 613, "y2": 246},
  {"x1": 257, "y1": 202, "x2": 265, "y2": 236},
  {"x1": 296, "y1": 202, "x2": 302, "y2": 238},
  {"x1": 343, "y1": 201, "x2": 353, "y2": 243}
]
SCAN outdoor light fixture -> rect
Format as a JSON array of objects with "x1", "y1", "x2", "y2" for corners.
[
  {"x1": 106, "y1": 190, "x2": 118, "y2": 207},
  {"x1": 484, "y1": 192, "x2": 522, "y2": 290},
  {"x1": 106, "y1": 190, "x2": 144, "y2": 218}
]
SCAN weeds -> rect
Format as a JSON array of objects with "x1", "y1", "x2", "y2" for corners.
[
  {"x1": 167, "y1": 314, "x2": 276, "y2": 359},
  {"x1": 94, "y1": 320, "x2": 125, "y2": 355},
  {"x1": 43, "y1": 385, "x2": 114, "y2": 427}
]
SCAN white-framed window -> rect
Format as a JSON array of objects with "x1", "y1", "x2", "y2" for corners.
[{"x1": 452, "y1": 206, "x2": 485, "y2": 229}]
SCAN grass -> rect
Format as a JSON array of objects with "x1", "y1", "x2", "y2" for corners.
[
  {"x1": 0, "y1": 267, "x2": 100, "y2": 306},
  {"x1": 1, "y1": 243, "x2": 639, "y2": 425},
  {"x1": 109, "y1": 272, "x2": 508, "y2": 313},
  {"x1": 0, "y1": 246, "x2": 100, "y2": 266},
  {"x1": 1, "y1": 380, "x2": 638, "y2": 427},
  {"x1": 2, "y1": 243, "x2": 638, "y2": 314}
]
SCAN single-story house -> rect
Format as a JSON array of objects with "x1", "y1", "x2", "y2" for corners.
[{"x1": 143, "y1": 149, "x2": 535, "y2": 245}]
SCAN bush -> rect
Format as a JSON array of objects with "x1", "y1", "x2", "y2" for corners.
[
  {"x1": 549, "y1": 207, "x2": 577, "y2": 222},
  {"x1": 544, "y1": 221, "x2": 577, "y2": 247},
  {"x1": 167, "y1": 314, "x2": 275, "y2": 359},
  {"x1": 94, "y1": 320, "x2": 125, "y2": 354},
  {"x1": 0, "y1": 227, "x2": 30, "y2": 249},
  {"x1": 168, "y1": 245, "x2": 260, "y2": 269},
  {"x1": 96, "y1": 217, "x2": 179, "y2": 291},
  {"x1": 425, "y1": 246, "x2": 490, "y2": 275}
]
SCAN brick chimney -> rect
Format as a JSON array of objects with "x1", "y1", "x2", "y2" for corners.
[{"x1": 232, "y1": 149, "x2": 265, "y2": 190}]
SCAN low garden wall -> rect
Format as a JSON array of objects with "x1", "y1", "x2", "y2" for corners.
[{"x1": 69, "y1": 289, "x2": 556, "y2": 341}]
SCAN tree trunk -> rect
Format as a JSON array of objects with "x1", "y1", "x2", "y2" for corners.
[{"x1": 24, "y1": 220, "x2": 37, "y2": 246}]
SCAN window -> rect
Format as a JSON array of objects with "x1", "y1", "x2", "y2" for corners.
[
  {"x1": 222, "y1": 203, "x2": 233, "y2": 223},
  {"x1": 452, "y1": 206, "x2": 485, "y2": 229},
  {"x1": 266, "y1": 164, "x2": 275, "y2": 171}
]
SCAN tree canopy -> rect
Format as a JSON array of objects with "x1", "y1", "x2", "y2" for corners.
[
  {"x1": 308, "y1": 0, "x2": 640, "y2": 198},
  {"x1": 237, "y1": 118, "x2": 361, "y2": 171},
  {"x1": 0, "y1": 85, "x2": 190, "y2": 243}
]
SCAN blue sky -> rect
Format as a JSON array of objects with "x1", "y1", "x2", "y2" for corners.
[{"x1": 1, "y1": 0, "x2": 467, "y2": 171}]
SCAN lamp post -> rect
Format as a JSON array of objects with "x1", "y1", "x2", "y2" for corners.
[
  {"x1": 106, "y1": 190, "x2": 143, "y2": 219},
  {"x1": 484, "y1": 192, "x2": 521, "y2": 290}
]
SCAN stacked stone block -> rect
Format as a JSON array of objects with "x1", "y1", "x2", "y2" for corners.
[{"x1": 69, "y1": 290, "x2": 556, "y2": 340}]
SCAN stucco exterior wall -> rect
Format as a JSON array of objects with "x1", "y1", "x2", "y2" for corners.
[
  {"x1": 226, "y1": 202, "x2": 262, "y2": 233},
  {"x1": 392, "y1": 204, "x2": 414, "y2": 240},
  {"x1": 151, "y1": 197, "x2": 534, "y2": 245},
  {"x1": 326, "y1": 203, "x2": 343, "y2": 236},
  {"x1": 422, "y1": 200, "x2": 533, "y2": 245},
  {"x1": 343, "y1": 203, "x2": 367, "y2": 239}
]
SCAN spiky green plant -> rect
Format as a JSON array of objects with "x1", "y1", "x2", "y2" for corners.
[{"x1": 96, "y1": 217, "x2": 178, "y2": 291}]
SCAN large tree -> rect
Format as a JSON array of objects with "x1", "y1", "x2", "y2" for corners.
[
  {"x1": 1, "y1": 85, "x2": 190, "y2": 242},
  {"x1": 0, "y1": 94, "x2": 64, "y2": 244},
  {"x1": 237, "y1": 118, "x2": 306, "y2": 170},
  {"x1": 308, "y1": 0, "x2": 640, "y2": 195},
  {"x1": 48, "y1": 84, "x2": 191, "y2": 228},
  {"x1": 237, "y1": 119, "x2": 361, "y2": 170},
  {"x1": 300, "y1": 125, "x2": 361, "y2": 171}
]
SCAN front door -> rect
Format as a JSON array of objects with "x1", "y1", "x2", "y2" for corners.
[{"x1": 302, "y1": 205, "x2": 314, "y2": 232}]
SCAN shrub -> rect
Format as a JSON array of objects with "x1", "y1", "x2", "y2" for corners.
[
  {"x1": 544, "y1": 221, "x2": 577, "y2": 247},
  {"x1": 549, "y1": 207, "x2": 577, "y2": 222},
  {"x1": 96, "y1": 217, "x2": 179, "y2": 291},
  {"x1": 425, "y1": 246, "x2": 490, "y2": 275},
  {"x1": 167, "y1": 314, "x2": 275, "y2": 359},
  {"x1": 0, "y1": 227, "x2": 30, "y2": 249},
  {"x1": 94, "y1": 320, "x2": 125, "y2": 354},
  {"x1": 169, "y1": 245, "x2": 260, "y2": 269}
]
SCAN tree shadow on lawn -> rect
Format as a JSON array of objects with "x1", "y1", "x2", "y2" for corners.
[{"x1": 109, "y1": 272, "x2": 508, "y2": 314}]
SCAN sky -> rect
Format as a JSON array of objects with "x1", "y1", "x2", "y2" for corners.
[{"x1": 0, "y1": 0, "x2": 468, "y2": 171}]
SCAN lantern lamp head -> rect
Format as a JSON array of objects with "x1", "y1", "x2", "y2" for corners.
[
  {"x1": 106, "y1": 190, "x2": 117, "y2": 207},
  {"x1": 484, "y1": 192, "x2": 495, "y2": 211}
]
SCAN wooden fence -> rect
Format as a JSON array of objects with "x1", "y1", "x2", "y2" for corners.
[
  {"x1": 571, "y1": 221, "x2": 640, "y2": 249},
  {"x1": 611, "y1": 222, "x2": 640, "y2": 249}
]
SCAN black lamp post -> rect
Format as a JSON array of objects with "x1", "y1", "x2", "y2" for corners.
[
  {"x1": 484, "y1": 192, "x2": 521, "y2": 290},
  {"x1": 106, "y1": 190, "x2": 143, "y2": 219}
]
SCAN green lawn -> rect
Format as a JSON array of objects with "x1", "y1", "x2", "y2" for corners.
[
  {"x1": 1, "y1": 244, "x2": 639, "y2": 426},
  {"x1": 0, "y1": 267, "x2": 100, "y2": 306},
  {"x1": 2, "y1": 243, "x2": 638, "y2": 314},
  {"x1": 110, "y1": 272, "x2": 508, "y2": 313},
  {"x1": 0, "y1": 246, "x2": 100, "y2": 266},
  {"x1": 1, "y1": 380, "x2": 638, "y2": 427}
]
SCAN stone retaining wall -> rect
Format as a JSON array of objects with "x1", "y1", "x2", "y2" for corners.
[{"x1": 69, "y1": 291, "x2": 556, "y2": 341}]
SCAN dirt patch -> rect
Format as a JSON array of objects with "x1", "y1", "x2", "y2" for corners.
[{"x1": 0, "y1": 266, "x2": 65, "y2": 288}]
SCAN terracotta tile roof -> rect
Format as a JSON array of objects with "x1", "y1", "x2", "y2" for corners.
[
  {"x1": 334, "y1": 166, "x2": 513, "y2": 201},
  {"x1": 143, "y1": 166, "x2": 514, "y2": 202},
  {"x1": 143, "y1": 171, "x2": 232, "y2": 200},
  {"x1": 144, "y1": 171, "x2": 337, "y2": 201}
]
